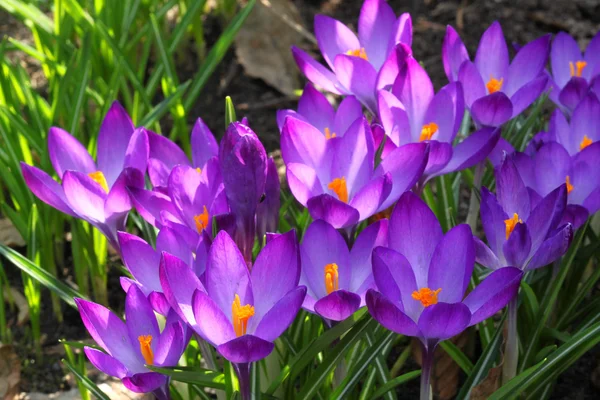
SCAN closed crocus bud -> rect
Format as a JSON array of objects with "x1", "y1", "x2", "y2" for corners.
[
  {"x1": 219, "y1": 122, "x2": 268, "y2": 265},
  {"x1": 256, "y1": 158, "x2": 281, "y2": 241}
]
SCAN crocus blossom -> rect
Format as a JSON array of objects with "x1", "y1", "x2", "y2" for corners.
[
  {"x1": 442, "y1": 23, "x2": 550, "y2": 127},
  {"x1": 366, "y1": 192, "x2": 522, "y2": 344},
  {"x1": 277, "y1": 84, "x2": 363, "y2": 139},
  {"x1": 281, "y1": 115, "x2": 428, "y2": 229},
  {"x1": 161, "y1": 230, "x2": 306, "y2": 364},
  {"x1": 21, "y1": 102, "x2": 148, "y2": 250},
  {"x1": 377, "y1": 50, "x2": 500, "y2": 179},
  {"x1": 147, "y1": 118, "x2": 218, "y2": 191},
  {"x1": 547, "y1": 31, "x2": 600, "y2": 114},
  {"x1": 76, "y1": 285, "x2": 185, "y2": 396},
  {"x1": 299, "y1": 219, "x2": 387, "y2": 322},
  {"x1": 292, "y1": 0, "x2": 412, "y2": 111},
  {"x1": 256, "y1": 158, "x2": 280, "y2": 241},
  {"x1": 474, "y1": 156, "x2": 573, "y2": 271}
]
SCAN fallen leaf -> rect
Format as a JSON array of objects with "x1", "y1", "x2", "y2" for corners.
[
  {"x1": 0, "y1": 219, "x2": 25, "y2": 248},
  {"x1": 5, "y1": 288, "x2": 29, "y2": 327},
  {"x1": 235, "y1": 0, "x2": 302, "y2": 96},
  {"x1": 0, "y1": 345, "x2": 21, "y2": 400},
  {"x1": 471, "y1": 365, "x2": 502, "y2": 400}
]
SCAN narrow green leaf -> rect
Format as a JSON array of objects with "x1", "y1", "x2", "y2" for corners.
[
  {"x1": 369, "y1": 370, "x2": 421, "y2": 400},
  {"x1": 138, "y1": 81, "x2": 191, "y2": 127},
  {"x1": 440, "y1": 340, "x2": 474, "y2": 375},
  {"x1": 147, "y1": 366, "x2": 226, "y2": 390},
  {"x1": 63, "y1": 358, "x2": 110, "y2": 400},
  {"x1": 225, "y1": 96, "x2": 236, "y2": 127}
]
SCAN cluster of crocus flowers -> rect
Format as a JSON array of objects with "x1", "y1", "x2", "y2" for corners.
[{"x1": 21, "y1": 102, "x2": 148, "y2": 250}]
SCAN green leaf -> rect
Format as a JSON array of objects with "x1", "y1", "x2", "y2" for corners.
[
  {"x1": 0, "y1": 244, "x2": 84, "y2": 308},
  {"x1": 147, "y1": 366, "x2": 226, "y2": 390},
  {"x1": 440, "y1": 340, "x2": 474, "y2": 375},
  {"x1": 225, "y1": 96, "x2": 236, "y2": 128},
  {"x1": 63, "y1": 358, "x2": 110, "y2": 400},
  {"x1": 138, "y1": 80, "x2": 191, "y2": 127},
  {"x1": 369, "y1": 370, "x2": 421, "y2": 400}
]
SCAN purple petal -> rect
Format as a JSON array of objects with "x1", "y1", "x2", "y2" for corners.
[
  {"x1": 388, "y1": 192, "x2": 442, "y2": 289},
  {"x1": 423, "y1": 82, "x2": 464, "y2": 143},
  {"x1": 149, "y1": 292, "x2": 171, "y2": 316},
  {"x1": 307, "y1": 194, "x2": 361, "y2": 228},
  {"x1": 471, "y1": 92, "x2": 513, "y2": 127},
  {"x1": 156, "y1": 227, "x2": 195, "y2": 267},
  {"x1": 104, "y1": 168, "x2": 141, "y2": 219},
  {"x1": 84, "y1": 347, "x2": 128, "y2": 378},
  {"x1": 474, "y1": 236, "x2": 503, "y2": 270},
  {"x1": 118, "y1": 232, "x2": 161, "y2": 292},
  {"x1": 206, "y1": 231, "x2": 253, "y2": 319},
  {"x1": 458, "y1": 61, "x2": 486, "y2": 107},
  {"x1": 286, "y1": 163, "x2": 323, "y2": 206},
  {"x1": 551, "y1": 32, "x2": 583, "y2": 89},
  {"x1": 297, "y1": 84, "x2": 335, "y2": 134},
  {"x1": 314, "y1": 15, "x2": 361, "y2": 70},
  {"x1": 292, "y1": 46, "x2": 343, "y2": 95},
  {"x1": 122, "y1": 373, "x2": 166, "y2": 393},
  {"x1": 334, "y1": 96, "x2": 364, "y2": 136},
  {"x1": 154, "y1": 321, "x2": 185, "y2": 366},
  {"x1": 388, "y1": 13, "x2": 412, "y2": 50},
  {"x1": 147, "y1": 132, "x2": 189, "y2": 187},
  {"x1": 442, "y1": 25, "x2": 469, "y2": 82},
  {"x1": 334, "y1": 54, "x2": 378, "y2": 112},
  {"x1": 417, "y1": 302, "x2": 470, "y2": 340},
  {"x1": 558, "y1": 77, "x2": 589, "y2": 113},
  {"x1": 251, "y1": 231, "x2": 300, "y2": 323},
  {"x1": 281, "y1": 117, "x2": 328, "y2": 168},
  {"x1": 254, "y1": 286, "x2": 307, "y2": 341},
  {"x1": 347, "y1": 172, "x2": 392, "y2": 220},
  {"x1": 374, "y1": 142, "x2": 429, "y2": 210},
  {"x1": 20, "y1": 163, "x2": 77, "y2": 217},
  {"x1": 349, "y1": 219, "x2": 388, "y2": 297},
  {"x1": 314, "y1": 290, "x2": 362, "y2": 321},
  {"x1": 531, "y1": 143, "x2": 571, "y2": 197},
  {"x1": 505, "y1": 35, "x2": 550, "y2": 96},
  {"x1": 584, "y1": 32, "x2": 600, "y2": 78},
  {"x1": 480, "y1": 187, "x2": 508, "y2": 256},
  {"x1": 474, "y1": 22, "x2": 509, "y2": 86},
  {"x1": 428, "y1": 224, "x2": 474, "y2": 304},
  {"x1": 423, "y1": 141, "x2": 453, "y2": 176},
  {"x1": 47, "y1": 127, "x2": 95, "y2": 179},
  {"x1": 372, "y1": 246, "x2": 420, "y2": 321},
  {"x1": 191, "y1": 118, "x2": 219, "y2": 168},
  {"x1": 97, "y1": 102, "x2": 135, "y2": 188},
  {"x1": 128, "y1": 187, "x2": 177, "y2": 227},
  {"x1": 358, "y1": 0, "x2": 396, "y2": 69},
  {"x1": 62, "y1": 171, "x2": 107, "y2": 223},
  {"x1": 526, "y1": 224, "x2": 573, "y2": 270},
  {"x1": 123, "y1": 128, "x2": 149, "y2": 175},
  {"x1": 563, "y1": 204, "x2": 589, "y2": 230},
  {"x1": 125, "y1": 285, "x2": 160, "y2": 358},
  {"x1": 496, "y1": 156, "x2": 530, "y2": 219},
  {"x1": 510, "y1": 75, "x2": 549, "y2": 117},
  {"x1": 217, "y1": 335, "x2": 275, "y2": 364},
  {"x1": 366, "y1": 289, "x2": 420, "y2": 336},
  {"x1": 502, "y1": 223, "x2": 531, "y2": 268},
  {"x1": 377, "y1": 90, "x2": 411, "y2": 146},
  {"x1": 526, "y1": 184, "x2": 568, "y2": 253},
  {"x1": 570, "y1": 93, "x2": 600, "y2": 154},
  {"x1": 192, "y1": 289, "x2": 235, "y2": 345},
  {"x1": 463, "y1": 267, "x2": 522, "y2": 325}
]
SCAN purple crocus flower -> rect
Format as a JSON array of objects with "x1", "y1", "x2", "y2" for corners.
[
  {"x1": 256, "y1": 158, "x2": 280, "y2": 241},
  {"x1": 548, "y1": 31, "x2": 600, "y2": 114},
  {"x1": 366, "y1": 192, "x2": 521, "y2": 399},
  {"x1": 474, "y1": 156, "x2": 573, "y2": 271},
  {"x1": 147, "y1": 118, "x2": 218, "y2": 191},
  {"x1": 281, "y1": 115, "x2": 428, "y2": 229},
  {"x1": 21, "y1": 102, "x2": 148, "y2": 250},
  {"x1": 118, "y1": 228, "x2": 208, "y2": 315},
  {"x1": 442, "y1": 23, "x2": 550, "y2": 127},
  {"x1": 377, "y1": 51, "x2": 500, "y2": 179},
  {"x1": 512, "y1": 141, "x2": 600, "y2": 229},
  {"x1": 76, "y1": 285, "x2": 185, "y2": 397},
  {"x1": 292, "y1": 0, "x2": 412, "y2": 111},
  {"x1": 277, "y1": 84, "x2": 363, "y2": 139},
  {"x1": 299, "y1": 219, "x2": 387, "y2": 322},
  {"x1": 160, "y1": 230, "x2": 306, "y2": 364}
]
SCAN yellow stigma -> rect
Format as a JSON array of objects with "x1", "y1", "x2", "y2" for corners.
[
  {"x1": 566, "y1": 175, "x2": 574, "y2": 194},
  {"x1": 232, "y1": 294, "x2": 254, "y2": 337},
  {"x1": 486, "y1": 76, "x2": 504, "y2": 94},
  {"x1": 324, "y1": 127, "x2": 337, "y2": 140},
  {"x1": 193, "y1": 205, "x2": 210, "y2": 233},
  {"x1": 328, "y1": 177, "x2": 348, "y2": 203},
  {"x1": 504, "y1": 213, "x2": 522, "y2": 240},
  {"x1": 88, "y1": 171, "x2": 109, "y2": 192},
  {"x1": 569, "y1": 61, "x2": 587, "y2": 77},
  {"x1": 196, "y1": 167, "x2": 202, "y2": 174},
  {"x1": 324, "y1": 263, "x2": 339, "y2": 295},
  {"x1": 138, "y1": 335, "x2": 154, "y2": 365},
  {"x1": 345, "y1": 48, "x2": 368, "y2": 61},
  {"x1": 419, "y1": 122, "x2": 439, "y2": 142},
  {"x1": 411, "y1": 287, "x2": 442, "y2": 307},
  {"x1": 579, "y1": 135, "x2": 593, "y2": 151}
]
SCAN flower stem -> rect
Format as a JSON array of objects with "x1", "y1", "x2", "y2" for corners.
[
  {"x1": 152, "y1": 381, "x2": 171, "y2": 400},
  {"x1": 503, "y1": 297, "x2": 519, "y2": 384},
  {"x1": 419, "y1": 340, "x2": 436, "y2": 400},
  {"x1": 235, "y1": 363, "x2": 252, "y2": 400}
]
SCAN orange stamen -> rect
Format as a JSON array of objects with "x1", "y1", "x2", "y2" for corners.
[
  {"x1": 324, "y1": 263, "x2": 339, "y2": 295},
  {"x1": 411, "y1": 288, "x2": 442, "y2": 307},
  {"x1": 486, "y1": 77, "x2": 504, "y2": 94},
  {"x1": 138, "y1": 335, "x2": 154, "y2": 365},
  {"x1": 193, "y1": 206, "x2": 210, "y2": 233},
  {"x1": 579, "y1": 135, "x2": 592, "y2": 151},
  {"x1": 504, "y1": 213, "x2": 522, "y2": 240},
  {"x1": 88, "y1": 171, "x2": 109, "y2": 192},
  {"x1": 324, "y1": 127, "x2": 337, "y2": 140},
  {"x1": 419, "y1": 122, "x2": 439, "y2": 142},
  {"x1": 346, "y1": 48, "x2": 368, "y2": 61},
  {"x1": 566, "y1": 176, "x2": 574, "y2": 194},
  {"x1": 196, "y1": 167, "x2": 202, "y2": 174},
  {"x1": 569, "y1": 61, "x2": 587, "y2": 77},
  {"x1": 232, "y1": 294, "x2": 254, "y2": 337},
  {"x1": 328, "y1": 177, "x2": 348, "y2": 203}
]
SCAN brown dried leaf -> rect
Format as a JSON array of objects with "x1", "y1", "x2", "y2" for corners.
[
  {"x1": 0, "y1": 345, "x2": 21, "y2": 400},
  {"x1": 5, "y1": 288, "x2": 29, "y2": 327},
  {"x1": 0, "y1": 219, "x2": 24, "y2": 248},
  {"x1": 471, "y1": 365, "x2": 502, "y2": 400},
  {"x1": 235, "y1": 0, "x2": 302, "y2": 96}
]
